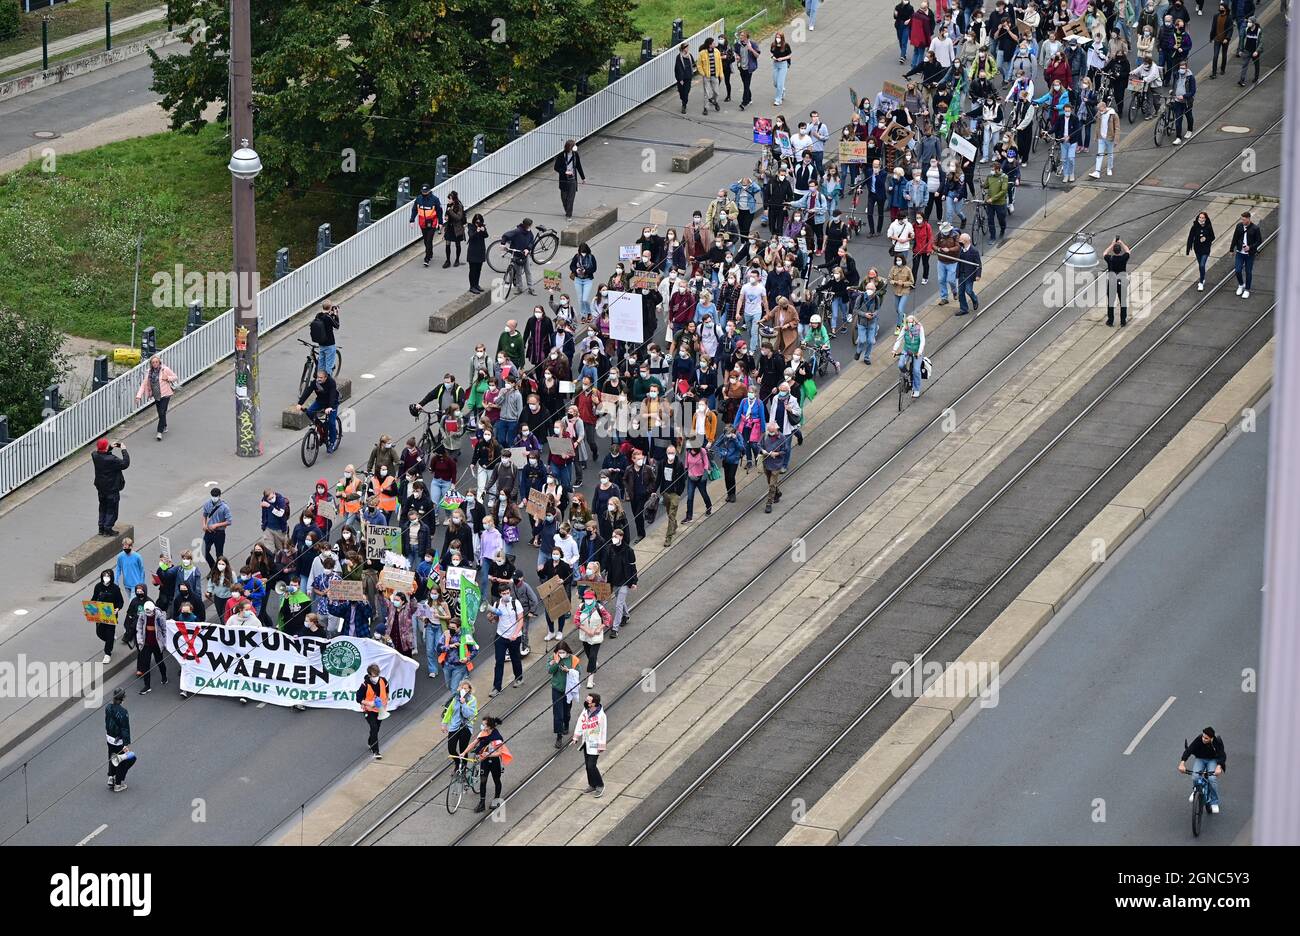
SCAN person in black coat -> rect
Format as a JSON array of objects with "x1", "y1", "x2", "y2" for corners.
[
  {"x1": 1185, "y1": 211, "x2": 1216, "y2": 288},
  {"x1": 674, "y1": 43, "x2": 696, "y2": 113},
  {"x1": 91, "y1": 569, "x2": 125, "y2": 662},
  {"x1": 91, "y1": 438, "x2": 129, "y2": 536},
  {"x1": 553, "y1": 140, "x2": 585, "y2": 220},
  {"x1": 466, "y1": 214, "x2": 488, "y2": 294}
]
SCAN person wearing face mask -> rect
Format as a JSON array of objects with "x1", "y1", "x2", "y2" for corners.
[
  {"x1": 104, "y1": 687, "x2": 136, "y2": 792},
  {"x1": 356, "y1": 664, "x2": 390, "y2": 760},
  {"x1": 205, "y1": 557, "x2": 235, "y2": 613},
  {"x1": 604, "y1": 527, "x2": 639, "y2": 635},
  {"x1": 170, "y1": 551, "x2": 205, "y2": 622},
  {"x1": 523, "y1": 304, "x2": 556, "y2": 371},
  {"x1": 370, "y1": 463, "x2": 399, "y2": 525},
  {"x1": 539, "y1": 543, "x2": 574, "y2": 643},
  {"x1": 90, "y1": 569, "x2": 125, "y2": 664},
  {"x1": 567, "y1": 242, "x2": 598, "y2": 319},
  {"x1": 199, "y1": 487, "x2": 232, "y2": 570},
  {"x1": 1170, "y1": 59, "x2": 1196, "y2": 144},
  {"x1": 111, "y1": 536, "x2": 145, "y2": 597},
  {"x1": 135, "y1": 601, "x2": 169, "y2": 694},
  {"x1": 485, "y1": 585, "x2": 526, "y2": 697}
]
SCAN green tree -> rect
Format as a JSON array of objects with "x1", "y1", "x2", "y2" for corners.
[
  {"x1": 0, "y1": 0, "x2": 21, "y2": 43},
  {"x1": 149, "y1": 1, "x2": 637, "y2": 198},
  {"x1": 0, "y1": 306, "x2": 70, "y2": 437}
]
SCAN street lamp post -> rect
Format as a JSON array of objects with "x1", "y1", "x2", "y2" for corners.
[{"x1": 229, "y1": 0, "x2": 261, "y2": 457}]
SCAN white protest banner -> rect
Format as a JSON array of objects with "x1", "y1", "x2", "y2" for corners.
[
  {"x1": 618, "y1": 245, "x2": 640, "y2": 262},
  {"x1": 607, "y1": 290, "x2": 644, "y2": 343},
  {"x1": 948, "y1": 132, "x2": 977, "y2": 162},
  {"x1": 160, "y1": 619, "x2": 418, "y2": 711}
]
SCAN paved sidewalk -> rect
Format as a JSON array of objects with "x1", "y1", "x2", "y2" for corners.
[{"x1": 0, "y1": 6, "x2": 167, "y2": 75}]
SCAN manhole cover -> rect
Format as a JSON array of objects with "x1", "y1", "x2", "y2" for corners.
[
  {"x1": 32, "y1": 130, "x2": 58, "y2": 140},
  {"x1": 1220, "y1": 125, "x2": 1251, "y2": 134}
]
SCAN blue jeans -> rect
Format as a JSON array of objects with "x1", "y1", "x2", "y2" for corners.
[
  {"x1": 945, "y1": 195, "x2": 966, "y2": 226},
  {"x1": 855, "y1": 319, "x2": 879, "y2": 361},
  {"x1": 495, "y1": 418, "x2": 518, "y2": 446},
  {"x1": 896, "y1": 24, "x2": 909, "y2": 58},
  {"x1": 911, "y1": 45, "x2": 926, "y2": 68},
  {"x1": 1234, "y1": 252, "x2": 1255, "y2": 290},
  {"x1": 1195, "y1": 253, "x2": 1209, "y2": 284},
  {"x1": 306, "y1": 400, "x2": 339, "y2": 449},
  {"x1": 318, "y1": 343, "x2": 338, "y2": 376},
  {"x1": 549, "y1": 461, "x2": 572, "y2": 491},
  {"x1": 831, "y1": 297, "x2": 848, "y2": 333},
  {"x1": 898, "y1": 352, "x2": 922, "y2": 392},
  {"x1": 894, "y1": 293, "x2": 909, "y2": 327},
  {"x1": 575, "y1": 277, "x2": 594, "y2": 318},
  {"x1": 443, "y1": 660, "x2": 469, "y2": 695},
  {"x1": 937, "y1": 260, "x2": 958, "y2": 300},
  {"x1": 772, "y1": 60, "x2": 789, "y2": 101},
  {"x1": 685, "y1": 476, "x2": 712, "y2": 519},
  {"x1": 1061, "y1": 141, "x2": 1078, "y2": 179},
  {"x1": 958, "y1": 278, "x2": 979, "y2": 314},
  {"x1": 1191, "y1": 758, "x2": 1221, "y2": 806},
  {"x1": 805, "y1": 0, "x2": 820, "y2": 27},
  {"x1": 428, "y1": 477, "x2": 452, "y2": 514},
  {"x1": 1095, "y1": 138, "x2": 1114, "y2": 173},
  {"x1": 743, "y1": 310, "x2": 761, "y2": 351},
  {"x1": 982, "y1": 123, "x2": 999, "y2": 161}
]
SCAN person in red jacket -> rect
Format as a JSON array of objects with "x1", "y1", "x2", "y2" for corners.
[
  {"x1": 1044, "y1": 53, "x2": 1072, "y2": 92},
  {"x1": 909, "y1": 2, "x2": 936, "y2": 69},
  {"x1": 910, "y1": 212, "x2": 934, "y2": 286}
]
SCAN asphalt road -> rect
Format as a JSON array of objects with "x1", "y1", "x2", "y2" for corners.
[
  {"x1": 0, "y1": 2, "x2": 1280, "y2": 844},
  {"x1": 853, "y1": 414, "x2": 1266, "y2": 846}
]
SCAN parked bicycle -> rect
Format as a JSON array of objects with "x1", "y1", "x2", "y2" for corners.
[
  {"x1": 1040, "y1": 137, "x2": 1063, "y2": 188},
  {"x1": 297, "y1": 338, "x2": 342, "y2": 397}
]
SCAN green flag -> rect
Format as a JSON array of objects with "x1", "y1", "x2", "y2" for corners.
[{"x1": 460, "y1": 578, "x2": 481, "y2": 631}]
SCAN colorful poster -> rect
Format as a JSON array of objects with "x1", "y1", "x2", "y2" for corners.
[
  {"x1": 82, "y1": 601, "x2": 117, "y2": 624},
  {"x1": 460, "y1": 577, "x2": 481, "y2": 629},
  {"x1": 543, "y1": 269, "x2": 562, "y2": 290},
  {"x1": 752, "y1": 116, "x2": 774, "y2": 144},
  {"x1": 838, "y1": 140, "x2": 869, "y2": 164}
]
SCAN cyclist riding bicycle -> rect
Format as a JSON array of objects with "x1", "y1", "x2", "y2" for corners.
[
  {"x1": 295, "y1": 369, "x2": 341, "y2": 452},
  {"x1": 1178, "y1": 726, "x2": 1226, "y2": 814},
  {"x1": 501, "y1": 218, "x2": 538, "y2": 295},
  {"x1": 892, "y1": 314, "x2": 926, "y2": 398},
  {"x1": 803, "y1": 314, "x2": 840, "y2": 373}
]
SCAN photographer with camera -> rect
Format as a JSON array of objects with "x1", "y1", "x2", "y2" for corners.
[
  {"x1": 92, "y1": 438, "x2": 130, "y2": 537},
  {"x1": 310, "y1": 300, "x2": 341, "y2": 378}
]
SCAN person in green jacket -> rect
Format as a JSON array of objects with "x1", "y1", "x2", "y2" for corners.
[
  {"x1": 496, "y1": 320, "x2": 525, "y2": 370},
  {"x1": 548, "y1": 641, "x2": 582, "y2": 748},
  {"x1": 276, "y1": 581, "x2": 311, "y2": 631},
  {"x1": 981, "y1": 164, "x2": 1010, "y2": 245}
]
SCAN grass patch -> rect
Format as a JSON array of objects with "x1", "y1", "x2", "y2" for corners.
[
  {"x1": 0, "y1": 0, "x2": 163, "y2": 62},
  {"x1": 0, "y1": 123, "x2": 356, "y2": 346}
]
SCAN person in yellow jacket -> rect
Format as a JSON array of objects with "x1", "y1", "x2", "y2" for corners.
[{"x1": 697, "y1": 37, "x2": 725, "y2": 115}]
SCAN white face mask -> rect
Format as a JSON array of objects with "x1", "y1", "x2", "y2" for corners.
[
  {"x1": 102, "y1": 576, "x2": 111, "y2": 584},
  {"x1": 181, "y1": 559, "x2": 193, "y2": 568}
]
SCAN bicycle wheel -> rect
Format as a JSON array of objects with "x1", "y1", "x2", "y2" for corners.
[
  {"x1": 1041, "y1": 156, "x2": 1053, "y2": 188},
  {"x1": 531, "y1": 231, "x2": 559, "y2": 265},
  {"x1": 332, "y1": 348, "x2": 343, "y2": 379},
  {"x1": 1191, "y1": 786, "x2": 1203, "y2": 837},
  {"x1": 445, "y1": 773, "x2": 465, "y2": 815},
  {"x1": 299, "y1": 357, "x2": 315, "y2": 397},
  {"x1": 502, "y1": 263, "x2": 516, "y2": 297},
  {"x1": 487, "y1": 242, "x2": 513, "y2": 274},
  {"x1": 1153, "y1": 112, "x2": 1167, "y2": 147},
  {"x1": 1128, "y1": 95, "x2": 1140, "y2": 125},
  {"x1": 300, "y1": 426, "x2": 319, "y2": 468}
]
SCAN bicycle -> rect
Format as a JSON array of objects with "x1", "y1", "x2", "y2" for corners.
[
  {"x1": 1040, "y1": 137, "x2": 1062, "y2": 188},
  {"x1": 1185, "y1": 766, "x2": 1218, "y2": 838},
  {"x1": 1127, "y1": 81, "x2": 1160, "y2": 125},
  {"x1": 486, "y1": 225, "x2": 559, "y2": 276},
  {"x1": 297, "y1": 338, "x2": 342, "y2": 398},
  {"x1": 967, "y1": 197, "x2": 990, "y2": 246},
  {"x1": 299, "y1": 407, "x2": 338, "y2": 467},
  {"x1": 1152, "y1": 95, "x2": 1177, "y2": 147},
  {"x1": 446, "y1": 754, "x2": 481, "y2": 815},
  {"x1": 895, "y1": 351, "x2": 925, "y2": 411}
]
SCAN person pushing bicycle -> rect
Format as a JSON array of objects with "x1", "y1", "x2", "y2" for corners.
[{"x1": 501, "y1": 218, "x2": 538, "y2": 295}]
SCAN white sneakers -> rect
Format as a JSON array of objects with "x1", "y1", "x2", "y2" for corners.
[
  {"x1": 1197, "y1": 282, "x2": 1205, "y2": 291},
  {"x1": 1106, "y1": 168, "x2": 1113, "y2": 176},
  {"x1": 102, "y1": 654, "x2": 111, "y2": 664},
  {"x1": 1209, "y1": 804, "x2": 1220, "y2": 814},
  {"x1": 1236, "y1": 284, "x2": 1244, "y2": 295},
  {"x1": 1173, "y1": 137, "x2": 1183, "y2": 145},
  {"x1": 1089, "y1": 170, "x2": 1100, "y2": 179},
  {"x1": 586, "y1": 674, "x2": 595, "y2": 688},
  {"x1": 911, "y1": 390, "x2": 920, "y2": 398},
  {"x1": 520, "y1": 646, "x2": 530, "y2": 657},
  {"x1": 1243, "y1": 289, "x2": 1251, "y2": 299}
]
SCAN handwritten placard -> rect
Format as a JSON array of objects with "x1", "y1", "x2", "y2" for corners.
[
  {"x1": 158, "y1": 535, "x2": 172, "y2": 562},
  {"x1": 649, "y1": 208, "x2": 668, "y2": 226},
  {"x1": 327, "y1": 579, "x2": 366, "y2": 602},
  {"x1": 378, "y1": 567, "x2": 416, "y2": 594},
  {"x1": 538, "y1": 575, "x2": 570, "y2": 621},
  {"x1": 526, "y1": 489, "x2": 550, "y2": 521},
  {"x1": 508, "y1": 446, "x2": 528, "y2": 468},
  {"x1": 364, "y1": 524, "x2": 401, "y2": 557},
  {"x1": 838, "y1": 140, "x2": 869, "y2": 164},
  {"x1": 314, "y1": 498, "x2": 336, "y2": 520},
  {"x1": 619, "y1": 245, "x2": 640, "y2": 261},
  {"x1": 549, "y1": 435, "x2": 575, "y2": 459},
  {"x1": 630, "y1": 272, "x2": 659, "y2": 291}
]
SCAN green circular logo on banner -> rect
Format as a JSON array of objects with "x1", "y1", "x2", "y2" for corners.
[{"x1": 322, "y1": 640, "x2": 363, "y2": 677}]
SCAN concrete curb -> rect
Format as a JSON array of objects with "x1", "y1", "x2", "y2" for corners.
[
  {"x1": 779, "y1": 337, "x2": 1275, "y2": 845},
  {"x1": 0, "y1": 29, "x2": 183, "y2": 103}
]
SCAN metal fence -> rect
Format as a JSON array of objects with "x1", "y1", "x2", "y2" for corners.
[{"x1": 0, "y1": 19, "x2": 726, "y2": 501}]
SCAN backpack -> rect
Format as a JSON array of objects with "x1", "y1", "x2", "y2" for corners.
[{"x1": 309, "y1": 315, "x2": 329, "y2": 345}]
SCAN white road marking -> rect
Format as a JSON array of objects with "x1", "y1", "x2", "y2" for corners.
[
  {"x1": 1124, "y1": 695, "x2": 1176, "y2": 755},
  {"x1": 13, "y1": 609, "x2": 28, "y2": 616},
  {"x1": 256, "y1": 702, "x2": 267, "y2": 708},
  {"x1": 77, "y1": 824, "x2": 108, "y2": 846},
  {"x1": 156, "y1": 510, "x2": 173, "y2": 518}
]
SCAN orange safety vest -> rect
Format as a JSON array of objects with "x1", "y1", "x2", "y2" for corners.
[
  {"x1": 373, "y1": 475, "x2": 397, "y2": 513},
  {"x1": 362, "y1": 678, "x2": 389, "y2": 713},
  {"x1": 416, "y1": 203, "x2": 439, "y2": 228},
  {"x1": 339, "y1": 478, "x2": 362, "y2": 514}
]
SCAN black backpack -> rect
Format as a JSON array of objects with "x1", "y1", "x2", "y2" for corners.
[{"x1": 309, "y1": 314, "x2": 329, "y2": 345}]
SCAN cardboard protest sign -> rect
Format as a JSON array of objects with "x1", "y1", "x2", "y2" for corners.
[
  {"x1": 543, "y1": 269, "x2": 562, "y2": 290},
  {"x1": 549, "y1": 435, "x2": 575, "y2": 459},
  {"x1": 629, "y1": 272, "x2": 659, "y2": 291},
  {"x1": 378, "y1": 567, "x2": 416, "y2": 594},
  {"x1": 838, "y1": 140, "x2": 869, "y2": 164},
  {"x1": 1062, "y1": 17, "x2": 1089, "y2": 39},
  {"x1": 508, "y1": 446, "x2": 528, "y2": 468},
  {"x1": 649, "y1": 208, "x2": 668, "y2": 226},
  {"x1": 538, "y1": 575, "x2": 570, "y2": 621},
  {"x1": 526, "y1": 489, "x2": 550, "y2": 521},
  {"x1": 1015, "y1": 17, "x2": 1034, "y2": 37},
  {"x1": 82, "y1": 601, "x2": 117, "y2": 624},
  {"x1": 882, "y1": 80, "x2": 907, "y2": 102},
  {"x1": 315, "y1": 499, "x2": 336, "y2": 520},
  {"x1": 327, "y1": 579, "x2": 366, "y2": 602},
  {"x1": 570, "y1": 580, "x2": 613, "y2": 617},
  {"x1": 363, "y1": 524, "x2": 401, "y2": 558}
]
